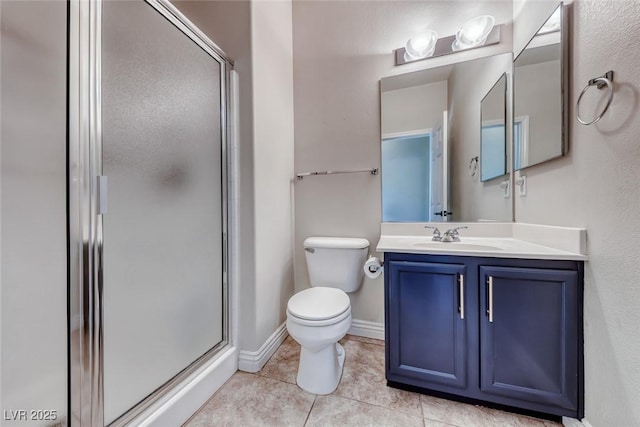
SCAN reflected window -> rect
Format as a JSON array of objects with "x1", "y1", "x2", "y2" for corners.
[
  {"x1": 513, "y1": 117, "x2": 529, "y2": 171},
  {"x1": 480, "y1": 123, "x2": 506, "y2": 181}
]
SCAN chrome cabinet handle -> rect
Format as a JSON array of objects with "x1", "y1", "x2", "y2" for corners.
[
  {"x1": 487, "y1": 276, "x2": 494, "y2": 323},
  {"x1": 459, "y1": 274, "x2": 465, "y2": 320}
]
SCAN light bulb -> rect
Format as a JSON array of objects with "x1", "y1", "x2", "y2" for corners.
[
  {"x1": 405, "y1": 30, "x2": 438, "y2": 60},
  {"x1": 452, "y1": 15, "x2": 495, "y2": 51}
]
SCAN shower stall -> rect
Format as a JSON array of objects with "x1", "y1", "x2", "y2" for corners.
[{"x1": 2, "y1": 0, "x2": 234, "y2": 425}]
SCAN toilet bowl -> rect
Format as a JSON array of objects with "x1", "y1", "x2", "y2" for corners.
[
  {"x1": 286, "y1": 287, "x2": 352, "y2": 394},
  {"x1": 286, "y1": 237, "x2": 369, "y2": 394}
]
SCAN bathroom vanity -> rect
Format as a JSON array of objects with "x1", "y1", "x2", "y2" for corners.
[{"x1": 377, "y1": 223, "x2": 586, "y2": 419}]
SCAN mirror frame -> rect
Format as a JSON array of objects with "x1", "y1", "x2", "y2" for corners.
[
  {"x1": 512, "y1": 2, "x2": 570, "y2": 171},
  {"x1": 480, "y1": 72, "x2": 508, "y2": 182}
]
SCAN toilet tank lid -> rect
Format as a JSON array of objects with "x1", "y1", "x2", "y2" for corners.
[{"x1": 304, "y1": 237, "x2": 369, "y2": 249}]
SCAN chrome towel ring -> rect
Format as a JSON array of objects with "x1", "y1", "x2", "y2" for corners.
[
  {"x1": 576, "y1": 71, "x2": 614, "y2": 125},
  {"x1": 468, "y1": 156, "x2": 479, "y2": 178}
]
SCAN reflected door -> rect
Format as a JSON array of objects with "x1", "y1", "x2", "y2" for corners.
[
  {"x1": 101, "y1": 1, "x2": 226, "y2": 423},
  {"x1": 381, "y1": 135, "x2": 431, "y2": 222},
  {"x1": 430, "y1": 111, "x2": 449, "y2": 222}
]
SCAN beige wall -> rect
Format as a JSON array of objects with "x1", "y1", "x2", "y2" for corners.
[
  {"x1": 251, "y1": 0, "x2": 295, "y2": 348},
  {"x1": 514, "y1": 1, "x2": 640, "y2": 425},
  {"x1": 381, "y1": 81, "x2": 447, "y2": 137},
  {"x1": 293, "y1": 0, "x2": 512, "y2": 323},
  {"x1": 448, "y1": 53, "x2": 513, "y2": 222}
]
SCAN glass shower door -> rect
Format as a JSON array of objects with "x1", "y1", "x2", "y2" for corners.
[{"x1": 101, "y1": 1, "x2": 226, "y2": 423}]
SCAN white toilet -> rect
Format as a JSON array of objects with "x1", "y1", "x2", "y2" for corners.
[{"x1": 286, "y1": 236, "x2": 369, "y2": 395}]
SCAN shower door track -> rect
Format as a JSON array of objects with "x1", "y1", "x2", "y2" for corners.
[{"x1": 68, "y1": 0, "x2": 233, "y2": 425}]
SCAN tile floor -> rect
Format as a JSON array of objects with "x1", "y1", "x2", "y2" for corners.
[{"x1": 185, "y1": 335, "x2": 562, "y2": 427}]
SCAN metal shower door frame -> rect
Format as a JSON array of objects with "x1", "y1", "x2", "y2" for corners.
[{"x1": 68, "y1": 1, "x2": 233, "y2": 425}]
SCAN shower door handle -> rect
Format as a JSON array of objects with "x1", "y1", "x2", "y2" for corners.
[{"x1": 97, "y1": 175, "x2": 108, "y2": 215}]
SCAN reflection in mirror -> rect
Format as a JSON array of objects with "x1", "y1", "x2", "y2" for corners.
[
  {"x1": 513, "y1": 3, "x2": 567, "y2": 170},
  {"x1": 381, "y1": 135, "x2": 430, "y2": 222},
  {"x1": 480, "y1": 73, "x2": 507, "y2": 181},
  {"x1": 381, "y1": 53, "x2": 512, "y2": 223}
]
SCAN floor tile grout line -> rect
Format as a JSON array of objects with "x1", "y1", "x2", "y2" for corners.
[
  {"x1": 302, "y1": 395, "x2": 317, "y2": 427},
  {"x1": 423, "y1": 417, "x2": 463, "y2": 427},
  {"x1": 329, "y1": 392, "x2": 424, "y2": 421},
  {"x1": 184, "y1": 342, "x2": 556, "y2": 427},
  {"x1": 420, "y1": 401, "x2": 455, "y2": 425},
  {"x1": 254, "y1": 370, "x2": 297, "y2": 386},
  {"x1": 258, "y1": 338, "x2": 542, "y2": 426},
  {"x1": 262, "y1": 339, "x2": 426, "y2": 420},
  {"x1": 186, "y1": 334, "x2": 558, "y2": 427},
  {"x1": 255, "y1": 370, "x2": 295, "y2": 384},
  {"x1": 254, "y1": 370, "x2": 426, "y2": 423},
  {"x1": 256, "y1": 366, "x2": 426, "y2": 422}
]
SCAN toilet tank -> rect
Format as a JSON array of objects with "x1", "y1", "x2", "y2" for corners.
[{"x1": 304, "y1": 237, "x2": 370, "y2": 293}]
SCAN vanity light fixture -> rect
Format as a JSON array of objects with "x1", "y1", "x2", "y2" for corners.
[
  {"x1": 452, "y1": 15, "x2": 495, "y2": 51},
  {"x1": 395, "y1": 15, "x2": 501, "y2": 66},
  {"x1": 404, "y1": 30, "x2": 438, "y2": 61}
]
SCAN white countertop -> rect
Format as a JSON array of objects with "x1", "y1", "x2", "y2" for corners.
[{"x1": 376, "y1": 223, "x2": 587, "y2": 261}]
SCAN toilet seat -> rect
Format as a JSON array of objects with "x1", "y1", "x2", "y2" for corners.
[{"x1": 287, "y1": 287, "x2": 351, "y2": 326}]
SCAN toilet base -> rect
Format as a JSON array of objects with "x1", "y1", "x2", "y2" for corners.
[{"x1": 296, "y1": 343, "x2": 345, "y2": 395}]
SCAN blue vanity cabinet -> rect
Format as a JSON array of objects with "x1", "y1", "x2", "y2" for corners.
[
  {"x1": 384, "y1": 252, "x2": 584, "y2": 419},
  {"x1": 385, "y1": 260, "x2": 468, "y2": 390},
  {"x1": 479, "y1": 266, "x2": 579, "y2": 414}
]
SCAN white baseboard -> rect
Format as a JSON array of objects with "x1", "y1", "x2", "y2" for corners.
[
  {"x1": 236, "y1": 319, "x2": 383, "y2": 375},
  {"x1": 238, "y1": 322, "x2": 288, "y2": 373},
  {"x1": 133, "y1": 345, "x2": 238, "y2": 427},
  {"x1": 563, "y1": 417, "x2": 593, "y2": 427},
  {"x1": 348, "y1": 319, "x2": 385, "y2": 341}
]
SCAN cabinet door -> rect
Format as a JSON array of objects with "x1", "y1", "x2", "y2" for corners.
[
  {"x1": 387, "y1": 261, "x2": 467, "y2": 389},
  {"x1": 479, "y1": 266, "x2": 578, "y2": 413}
]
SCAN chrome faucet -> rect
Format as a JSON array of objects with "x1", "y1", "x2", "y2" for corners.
[
  {"x1": 441, "y1": 226, "x2": 468, "y2": 242},
  {"x1": 424, "y1": 226, "x2": 442, "y2": 241}
]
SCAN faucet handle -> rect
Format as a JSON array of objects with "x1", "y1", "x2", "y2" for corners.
[
  {"x1": 424, "y1": 226, "x2": 442, "y2": 241},
  {"x1": 450, "y1": 226, "x2": 468, "y2": 234},
  {"x1": 442, "y1": 226, "x2": 468, "y2": 242}
]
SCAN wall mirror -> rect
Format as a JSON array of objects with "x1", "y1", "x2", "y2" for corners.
[
  {"x1": 513, "y1": 3, "x2": 568, "y2": 170},
  {"x1": 380, "y1": 52, "x2": 512, "y2": 223},
  {"x1": 480, "y1": 73, "x2": 507, "y2": 182}
]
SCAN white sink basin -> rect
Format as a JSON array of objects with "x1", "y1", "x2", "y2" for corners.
[{"x1": 410, "y1": 241, "x2": 503, "y2": 251}]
